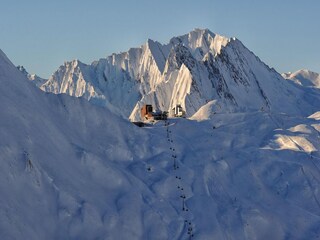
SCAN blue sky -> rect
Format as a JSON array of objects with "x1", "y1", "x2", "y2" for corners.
[{"x1": 1, "y1": 0, "x2": 319, "y2": 78}]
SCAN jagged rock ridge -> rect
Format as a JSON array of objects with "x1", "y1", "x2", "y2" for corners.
[
  {"x1": 17, "y1": 65, "x2": 47, "y2": 87},
  {"x1": 30, "y1": 29, "x2": 318, "y2": 120}
]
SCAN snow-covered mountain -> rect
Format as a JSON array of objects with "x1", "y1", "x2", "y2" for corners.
[
  {"x1": 17, "y1": 65, "x2": 47, "y2": 87},
  {"x1": 34, "y1": 29, "x2": 318, "y2": 121},
  {"x1": 282, "y1": 69, "x2": 320, "y2": 89},
  {"x1": 1, "y1": 49, "x2": 164, "y2": 239},
  {"x1": 1, "y1": 44, "x2": 320, "y2": 240}
]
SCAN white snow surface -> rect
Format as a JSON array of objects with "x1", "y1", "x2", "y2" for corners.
[
  {"x1": 32, "y1": 29, "x2": 319, "y2": 121},
  {"x1": 282, "y1": 69, "x2": 320, "y2": 88},
  {"x1": 190, "y1": 100, "x2": 221, "y2": 121},
  {"x1": 1, "y1": 47, "x2": 320, "y2": 239}
]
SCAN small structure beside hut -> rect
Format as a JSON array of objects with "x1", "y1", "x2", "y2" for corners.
[
  {"x1": 152, "y1": 110, "x2": 168, "y2": 121},
  {"x1": 172, "y1": 104, "x2": 185, "y2": 118}
]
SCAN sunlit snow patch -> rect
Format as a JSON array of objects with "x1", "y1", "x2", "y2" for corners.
[
  {"x1": 288, "y1": 124, "x2": 313, "y2": 134},
  {"x1": 268, "y1": 134, "x2": 316, "y2": 153},
  {"x1": 308, "y1": 111, "x2": 320, "y2": 120}
]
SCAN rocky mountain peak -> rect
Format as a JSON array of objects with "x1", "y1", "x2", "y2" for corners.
[{"x1": 26, "y1": 29, "x2": 319, "y2": 121}]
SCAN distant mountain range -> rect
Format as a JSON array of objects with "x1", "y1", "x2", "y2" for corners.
[
  {"x1": 282, "y1": 69, "x2": 320, "y2": 89},
  {"x1": 19, "y1": 28, "x2": 319, "y2": 121}
]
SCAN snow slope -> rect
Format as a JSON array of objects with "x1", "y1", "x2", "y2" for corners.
[
  {"x1": 31, "y1": 29, "x2": 318, "y2": 121},
  {"x1": 1, "y1": 50, "x2": 170, "y2": 239},
  {"x1": 1, "y1": 47, "x2": 320, "y2": 239}
]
